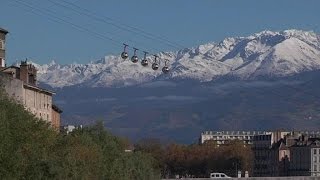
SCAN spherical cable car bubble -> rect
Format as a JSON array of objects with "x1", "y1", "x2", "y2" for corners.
[
  {"x1": 141, "y1": 51, "x2": 149, "y2": 67},
  {"x1": 152, "y1": 55, "x2": 159, "y2": 70},
  {"x1": 131, "y1": 47, "x2": 139, "y2": 63},
  {"x1": 162, "y1": 59, "x2": 170, "y2": 74},
  {"x1": 121, "y1": 43, "x2": 129, "y2": 60}
]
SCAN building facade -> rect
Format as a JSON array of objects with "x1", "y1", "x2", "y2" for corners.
[
  {"x1": 0, "y1": 28, "x2": 8, "y2": 68},
  {"x1": 251, "y1": 131, "x2": 320, "y2": 177},
  {"x1": 310, "y1": 143, "x2": 320, "y2": 177},
  {"x1": 252, "y1": 134, "x2": 273, "y2": 176},
  {"x1": 52, "y1": 104, "x2": 62, "y2": 130},
  {"x1": 200, "y1": 131, "x2": 270, "y2": 145}
]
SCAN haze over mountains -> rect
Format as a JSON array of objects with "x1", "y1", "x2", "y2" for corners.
[{"x1": 33, "y1": 30, "x2": 320, "y2": 143}]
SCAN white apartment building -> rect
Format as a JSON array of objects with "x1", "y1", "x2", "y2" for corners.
[{"x1": 200, "y1": 131, "x2": 270, "y2": 145}]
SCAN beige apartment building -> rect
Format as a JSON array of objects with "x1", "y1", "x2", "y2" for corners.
[{"x1": 0, "y1": 27, "x2": 61, "y2": 130}]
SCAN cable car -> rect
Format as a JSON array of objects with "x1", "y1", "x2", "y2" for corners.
[
  {"x1": 162, "y1": 59, "x2": 170, "y2": 73},
  {"x1": 152, "y1": 55, "x2": 159, "y2": 70},
  {"x1": 131, "y1": 48, "x2": 139, "y2": 63},
  {"x1": 121, "y1": 44, "x2": 129, "y2": 60},
  {"x1": 141, "y1": 51, "x2": 148, "y2": 66}
]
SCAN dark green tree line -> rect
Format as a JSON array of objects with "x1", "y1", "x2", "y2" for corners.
[{"x1": 0, "y1": 89, "x2": 159, "y2": 180}]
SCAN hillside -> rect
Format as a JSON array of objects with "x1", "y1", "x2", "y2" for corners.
[{"x1": 52, "y1": 71, "x2": 320, "y2": 143}]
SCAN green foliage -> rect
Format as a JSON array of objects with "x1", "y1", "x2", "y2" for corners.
[{"x1": 0, "y1": 90, "x2": 159, "y2": 179}]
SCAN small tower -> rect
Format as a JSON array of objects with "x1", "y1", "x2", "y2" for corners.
[
  {"x1": 20, "y1": 59, "x2": 37, "y2": 86},
  {"x1": 0, "y1": 27, "x2": 9, "y2": 68}
]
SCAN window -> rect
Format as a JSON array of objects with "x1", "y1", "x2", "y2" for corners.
[
  {"x1": 0, "y1": 40, "x2": 4, "y2": 50},
  {"x1": 314, "y1": 149, "x2": 317, "y2": 155},
  {"x1": 314, "y1": 165, "x2": 317, "y2": 172},
  {"x1": 314, "y1": 156, "x2": 317, "y2": 163}
]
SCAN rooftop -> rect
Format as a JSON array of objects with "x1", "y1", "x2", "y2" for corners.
[
  {"x1": 0, "y1": 27, "x2": 9, "y2": 34},
  {"x1": 52, "y1": 104, "x2": 63, "y2": 113},
  {"x1": 23, "y1": 83, "x2": 55, "y2": 95}
]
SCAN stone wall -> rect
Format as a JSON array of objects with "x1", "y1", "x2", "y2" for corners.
[{"x1": 0, "y1": 72, "x2": 24, "y2": 103}]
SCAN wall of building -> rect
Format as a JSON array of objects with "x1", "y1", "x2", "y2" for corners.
[
  {"x1": 0, "y1": 51, "x2": 4, "y2": 65},
  {"x1": 0, "y1": 32, "x2": 6, "y2": 40},
  {"x1": 52, "y1": 109, "x2": 61, "y2": 130},
  {"x1": 289, "y1": 146, "x2": 311, "y2": 176},
  {"x1": 0, "y1": 72, "x2": 24, "y2": 103},
  {"x1": 1, "y1": 72, "x2": 54, "y2": 123},
  {"x1": 311, "y1": 148, "x2": 320, "y2": 176},
  {"x1": 0, "y1": 31, "x2": 6, "y2": 67},
  {"x1": 252, "y1": 134, "x2": 273, "y2": 177},
  {"x1": 1, "y1": 67, "x2": 20, "y2": 79},
  {"x1": 23, "y1": 86, "x2": 52, "y2": 122}
]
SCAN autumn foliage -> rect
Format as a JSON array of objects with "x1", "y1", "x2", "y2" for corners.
[{"x1": 135, "y1": 139, "x2": 253, "y2": 178}]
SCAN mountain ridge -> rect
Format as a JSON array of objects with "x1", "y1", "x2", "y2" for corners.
[{"x1": 30, "y1": 29, "x2": 320, "y2": 88}]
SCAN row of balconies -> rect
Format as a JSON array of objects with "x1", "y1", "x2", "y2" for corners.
[
  {"x1": 203, "y1": 135, "x2": 253, "y2": 140},
  {"x1": 202, "y1": 131, "x2": 269, "y2": 135}
]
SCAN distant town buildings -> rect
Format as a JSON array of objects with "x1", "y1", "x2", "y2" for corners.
[
  {"x1": 251, "y1": 131, "x2": 320, "y2": 177},
  {"x1": 252, "y1": 131, "x2": 291, "y2": 177},
  {"x1": 201, "y1": 130, "x2": 320, "y2": 177},
  {"x1": 0, "y1": 27, "x2": 62, "y2": 130},
  {"x1": 200, "y1": 131, "x2": 270, "y2": 145}
]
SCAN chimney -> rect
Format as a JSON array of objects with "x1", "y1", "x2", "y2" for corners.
[
  {"x1": 0, "y1": 27, "x2": 9, "y2": 68},
  {"x1": 20, "y1": 60, "x2": 29, "y2": 84}
]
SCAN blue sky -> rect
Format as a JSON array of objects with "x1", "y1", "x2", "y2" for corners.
[{"x1": 2, "y1": 0, "x2": 320, "y2": 65}]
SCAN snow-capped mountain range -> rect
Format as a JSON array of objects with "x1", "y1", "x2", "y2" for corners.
[{"x1": 32, "y1": 29, "x2": 320, "y2": 88}]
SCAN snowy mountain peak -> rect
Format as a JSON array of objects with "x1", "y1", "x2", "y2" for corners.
[{"x1": 32, "y1": 29, "x2": 320, "y2": 88}]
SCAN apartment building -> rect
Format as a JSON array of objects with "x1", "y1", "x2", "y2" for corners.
[{"x1": 200, "y1": 131, "x2": 270, "y2": 145}]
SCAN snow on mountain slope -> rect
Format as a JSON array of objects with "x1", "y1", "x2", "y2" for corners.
[{"x1": 32, "y1": 29, "x2": 320, "y2": 88}]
